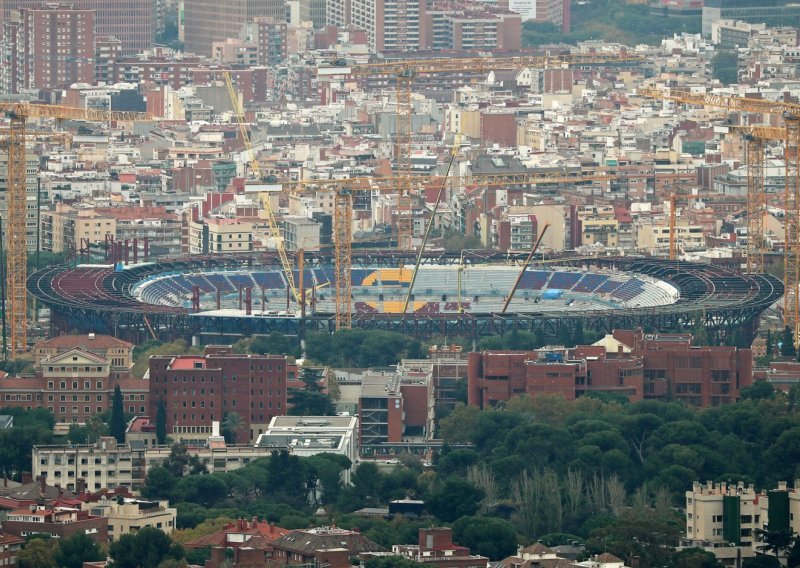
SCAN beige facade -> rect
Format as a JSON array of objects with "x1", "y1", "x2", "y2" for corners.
[
  {"x1": 282, "y1": 216, "x2": 321, "y2": 252},
  {"x1": 34, "y1": 440, "x2": 286, "y2": 493},
  {"x1": 582, "y1": 218, "x2": 619, "y2": 247},
  {"x1": 34, "y1": 438, "x2": 146, "y2": 492},
  {"x1": 34, "y1": 334, "x2": 133, "y2": 372},
  {"x1": 636, "y1": 221, "x2": 704, "y2": 254},
  {"x1": 86, "y1": 497, "x2": 177, "y2": 540},
  {"x1": 446, "y1": 108, "x2": 480, "y2": 138},
  {"x1": 76, "y1": 210, "x2": 116, "y2": 248},
  {"x1": 189, "y1": 218, "x2": 254, "y2": 254},
  {"x1": 682, "y1": 480, "x2": 800, "y2": 565}
]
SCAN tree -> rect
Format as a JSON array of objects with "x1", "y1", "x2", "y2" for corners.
[
  {"x1": 427, "y1": 478, "x2": 484, "y2": 522},
  {"x1": 110, "y1": 384, "x2": 126, "y2": 443},
  {"x1": 766, "y1": 330, "x2": 774, "y2": 358},
  {"x1": 438, "y1": 404, "x2": 480, "y2": 443},
  {"x1": 289, "y1": 367, "x2": 334, "y2": 416},
  {"x1": 452, "y1": 516, "x2": 518, "y2": 560},
  {"x1": 160, "y1": 444, "x2": 204, "y2": 477},
  {"x1": 142, "y1": 466, "x2": 177, "y2": 499},
  {"x1": 365, "y1": 556, "x2": 424, "y2": 568},
  {"x1": 221, "y1": 412, "x2": 245, "y2": 445},
  {"x1": 740, "y1": 381, "x2": 775, "y2": 401},
  {"x1": 742, "y1": 557, "x2": 781, "y2": 568},
  {"x1": 572, "y1": 320, "x2": 586, "y2": 346},
  {"x1": 67, "y1": 415, "x2": 107, "y2": 445},
  {"x1": 671, "y1": 547, "x2": 724, "y2": 567},
  {"x1": 156, "y1": 398, "x2": 167, "y2": 445},
  {"x1": 54, "y1": 532, "x2": 104, "y2": 568},
  {"x1": 782, "y1": 326, "x2": 796, "y2": 357},
  {"x1": 17, "y1": 538, "x2": 57, "y2": 568},
  {"x1": 109, "y1": 527, "x2": 185, "y2": 568},
  {"x1": 692, "y1": 312, "x2": 709, "y2": 346}
]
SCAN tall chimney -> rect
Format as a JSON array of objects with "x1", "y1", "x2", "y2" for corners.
[
  {"x1": 212, "y1": 421, "x2": 220, "y2": 437},
  {"x1": 39, "y1": 475, "x2": 46, "y2": 494}
]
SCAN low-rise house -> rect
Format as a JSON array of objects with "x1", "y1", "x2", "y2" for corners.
[
  {"x1": 271, "y1": 526, "x2": 385, "y2": 566},
  {"x1": 84, "y1": 495, "x2": 177, "y2": 541},
  {"x1": 2, "y1": 504, "x2": 108, "y2": 543},
  {"x1": 185, "y1": 517, "x2": 291, "y2": 568}
]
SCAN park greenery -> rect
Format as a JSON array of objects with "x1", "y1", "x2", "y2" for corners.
[
  {"x1": 522, "y1": 0, "x2": 701, "y2": 47},
  {"x1": 129, "y1": 388, "x2": 800, "y2": 565}
]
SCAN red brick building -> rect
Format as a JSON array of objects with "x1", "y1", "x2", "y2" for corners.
[
  {"x1": 0, "y1": 335, "x2": 146, "y2": 426},
  {"x1": 0, "y1": 533, "x2": 22, "y2": 567},
  {"x1": 2, "y1": 505, "x2": 108, "y2": 543},
  {"x1": 2, "y1": 0, "x2": 153, "y2": 56},
  {"x1": 467, "y1": 330, "x2": 752, "y2": 408},
  {"x1": 185, "y1": 517, "x2": 291, "y2": 568},
  {"x1": 362, "y1": 528, "x2": 488, "y2": 568},
  {"x1": 148, "y1": 346, "x2": 288, "y2": 444},
  {"x1": 3, "y1": 4, "x2": 94, "y2": 93}
]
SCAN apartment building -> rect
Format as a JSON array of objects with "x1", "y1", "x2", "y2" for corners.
[
  {"x1": 183, "y1": 0, "x2": 285, "y2": 56},
  {"x1": 188, "y1": 218, "x2": 254, "y2": 254},
  {"x1": 351, "y1": 0, "x2": 425, "y2": 52},
  {"x1": 0, "y1": 533, "x2": 22, "y2": 567},
  {"x1": 33, "y1": 435, "x2": 291, "y2": 493},
  {"x1": 684, "y1": 480, "x2": 800, "y2": 565},
  {"x1": 282, "y1": 216, "x2": 321, "y2": 252},
  {"x1": 1, "y1": 0, "x2": 154, "y2": 55},
  {"x1": 86, "y1": 497, "x2": 177, "y2": 540},
  {"x1": 148, "y1": 346, "x2": 289, "y2": 444},
  {"x1": 507, "y1": 0, "x2": 569, "y2": 31},
  {"x1": 34, "y1": 438, "x2": 146, "y2": 492},
  {"x1": 1, "y1": 4, "x2": 94, "y2": 93},
  {"x1": 2, "y1": 505, "x2": 108, "y2": 543}
]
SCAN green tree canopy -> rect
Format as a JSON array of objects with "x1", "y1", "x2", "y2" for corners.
[
  {"x1": 427, "y1": 478, "x2": 485, "y2": 522},
  {"x1": 110, "y1": 384, "x2": 126, "y2": 443},
  {"x1": 17, "y1": 537, "x2": 57, "y2": 568},
  {"x1": 109, "y1": 527, "x2": 185, "y2": 568},
  {"x1": 452, "y1": 516, "x2": 518, "y2": 560},
  {"x1": 54, "y1": 532, "x2": 104, "y2": 568}
]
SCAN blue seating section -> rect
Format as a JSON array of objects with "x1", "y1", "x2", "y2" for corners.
[
  {"x1": 228, "y1": 274, "x2": 255, "y2": 290},
  {"x1": 518, "y1": 270, "x2": 550, "y2": 290},
  {"x1": 595, "y1": 279, "x2": 624, "y2": 294},
  {"x1": 137, "y1": 268, "x2": 650, "y2": 310},
  {"x1": 252, "y1": 272, "x2": 285, "y2": 289},
  {"x1": 548, "y1": 272, "x2": 582, "y2": 290},
  {"x1": 573, "y1": 274, "x2": 609, "y2": 293},
  {"x1": 351, "y1": 269, "x2": 371, "y2": 286}
]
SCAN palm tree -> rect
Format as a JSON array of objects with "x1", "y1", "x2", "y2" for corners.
[{"x1": 221, "y1": 412, "x2": 245, "y2": 445}]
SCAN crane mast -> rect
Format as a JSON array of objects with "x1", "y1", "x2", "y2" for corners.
[
  {"x1": 224, "y1": 71, "x2": 301, "y2": 305},
  {"x1": 1, "y1": 103, "x2": 150, "y2": 356}
]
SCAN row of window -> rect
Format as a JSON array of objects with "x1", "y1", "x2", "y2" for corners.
[
  {"x1": 153, "y1": 374, "x2": 284, "y2": 384},
  {"x1": 49, "y1": 406, "x2": 146, "y2": 414}
]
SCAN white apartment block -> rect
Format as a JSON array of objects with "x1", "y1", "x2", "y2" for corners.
[
  {"x1": 684, "y1": 480, "x2": 800, "y2": 566},
  {"x1": 351, "y1": 0, "x2": 424, "y2": 52}
]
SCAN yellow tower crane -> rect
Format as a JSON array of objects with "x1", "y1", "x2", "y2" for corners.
[
  {"x1": 320, "y1": 52, "x2": 642, "y2": 250},
  {"x1": 640, "y1": 86, "x2": 800, "y2": 343},
  {"x1": 224, "y1": 71, "x2": 301, "y2": 306},
  {"x1": 0, "y1": 103, "x2": 150, "y2": 356}
]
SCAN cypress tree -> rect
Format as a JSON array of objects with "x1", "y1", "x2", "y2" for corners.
[{"x1": 110, "y1": 384, "x2": 126, "y2": 444}]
